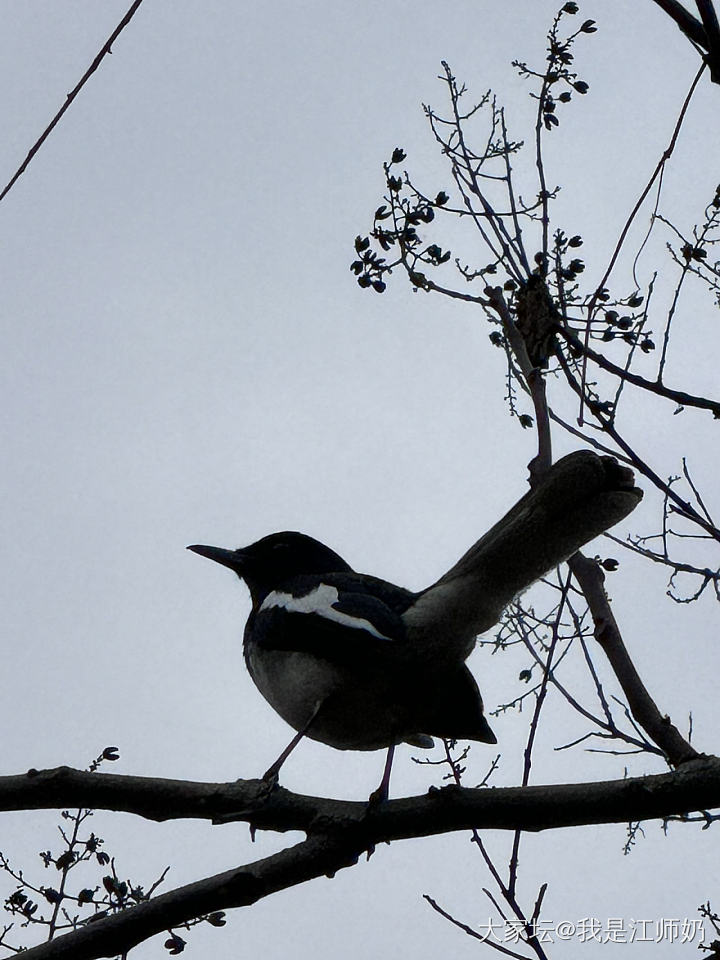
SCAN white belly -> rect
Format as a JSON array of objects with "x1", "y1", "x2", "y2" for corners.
[
  {"x1": 245, "y1": 644, "x2": 406, "y2": 750},
  {"x1": 246, "y1": 646, "x2": 340, "y2": 731}
]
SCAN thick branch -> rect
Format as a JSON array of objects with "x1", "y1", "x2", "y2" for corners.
[
  {"x1": 697, "y1": 0, "x2": 720, "y2": 52},
  {"x1": 651, "y1": 0, "x2": 708, "y2": 46},
  {"x1": 650, "y1": 0, "x2": 720, "y2": 81},
  {"x1": 2, "y1": 759, "x2": 718, "y2": 836},
  {"x1": 18, "y1": 834, "x2": 361, "y2": 960},
  {"x1": 569, "y1": 552, "x2": 698, "y2": 765},
  {"x1": 7, "y1": 758, "x2": 720, "y2": 960}
]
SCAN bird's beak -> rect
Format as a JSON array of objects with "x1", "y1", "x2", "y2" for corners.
[{"x1": 187, "y1": 544, "x2": 244, "y2": 572}]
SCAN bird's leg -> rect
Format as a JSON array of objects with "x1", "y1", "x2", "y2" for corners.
[
  {"x1": 262, "y1": 699, "x2": 325, "y2": 783},
  {"x1": 368, "y1": 744, "x2": 396, "y2": 806}
]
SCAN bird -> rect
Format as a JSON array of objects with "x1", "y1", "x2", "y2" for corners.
[{"x1": 188, "y1": 450, "x2": 642, "y2": 800}]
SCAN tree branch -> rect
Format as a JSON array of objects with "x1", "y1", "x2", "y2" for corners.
[
  {"x1": 2, "y1": 759, "x2": 719, "y2": 837},
  {"x1": 557, "y1": 325, "x2": 720, "y2": 417},
  {"x1": 568, "y1": 552, "x2": 699, "y2": 765},
  {"x1": 651, "y1": 0, "x2": 708, "y2": 46},
  {"x1": 17, "y1": 834, "x2": 361, "y2": 960},
  {"x1": 0, "y1": 0, "x2": 147, "y2": 205},
  {"x1": 696, "y1": 0, "x2": 720, "y2": 79},
  {"x1": 6, "y1": 758, "x2": 720, "y2": 959},
  {"x1": 486, "y1": 286, "x2": 553, "y2": 478},
  {"x1": 649, "y1": 0, "x2": 720, "y2": 81}
]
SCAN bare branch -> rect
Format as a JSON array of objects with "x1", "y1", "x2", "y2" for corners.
[
  {"x1": 649, "y1": 0, "x2": 720, "y2": 80},
  {"x1": 578, "y1": 61, "x2": 705, "y2": 420},
  {"x1": 568, "y1": 553, "x2": 698, "y2": 765},
  {"x1": 2, "y1": 760, "x2": 719, "y2": 837},
  {"x1": 16, "y1": 835, "x2": 361, "y2": 960},
  {"x1": 423, "y1": 896, "x2": 532, "y2": 959},
  {"x1": 557, "y1": 324, "x2": 720, "y2": 417},
  {"x1": 0, "y1": 0, "x2": 147, "y2": 205},
  {"x1": 651, "y1": 0, "x2": 708, "y2": 46},
  {"x1": 2, "y1": 758, "x2": 720, "y2": 959}
]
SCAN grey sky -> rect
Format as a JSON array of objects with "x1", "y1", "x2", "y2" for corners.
[{"x1": 1, "y1": 2, "x2": 718, "y2": 957}]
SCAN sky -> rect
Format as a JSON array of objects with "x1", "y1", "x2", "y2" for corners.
[{"x1": 1, "y1": 2, "x2": 718, "y2": 958}]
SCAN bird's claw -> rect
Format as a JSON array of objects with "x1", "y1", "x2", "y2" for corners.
[{"x1": 260, "y1": 767, "x2": 281, "y2": 791}]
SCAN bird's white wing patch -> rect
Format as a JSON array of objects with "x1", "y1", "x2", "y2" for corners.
[{"x1": 260, "y1": 584, "x2": 393, "y2": 641}]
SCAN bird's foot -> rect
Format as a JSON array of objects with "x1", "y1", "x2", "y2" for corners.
[
  {"x1": 260, "y1": 765, "x2": 281, "y2": 790},
  {"x1": 366, "y1": 783, "x2": 388, "y2": 808}
]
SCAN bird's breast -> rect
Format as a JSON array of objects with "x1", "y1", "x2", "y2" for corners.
[
  {"x1": 243, "y1": 640, "x2": 422, "y2": 751},
  {"x1": 245, "y1": 643, "x2": 340, "y2": 732}
]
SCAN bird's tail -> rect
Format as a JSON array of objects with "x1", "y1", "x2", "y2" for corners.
[{"x1": 403, "y1": 451, "x2": 642, "y2": 660}]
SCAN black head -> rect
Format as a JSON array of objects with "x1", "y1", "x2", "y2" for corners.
[{"x1": 187, "y1": 531, "x2": 353, "y2": 604}]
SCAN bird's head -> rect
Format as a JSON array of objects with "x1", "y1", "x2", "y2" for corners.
[{"x1": 187, "y1": 531, "x2": 353, "y2": 604}]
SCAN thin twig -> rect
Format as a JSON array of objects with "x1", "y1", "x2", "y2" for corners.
[
  {"x1": 557, "y1": 325, "x2": 720, "y2": 417},
  {"x1": 578, "y1": 62, "x2": 705, "y2": 422},
  {"x1": 0, "y1": 0, "x2": 147, "y2": 205}
]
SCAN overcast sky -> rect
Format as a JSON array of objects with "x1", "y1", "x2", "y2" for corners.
[{"x1": 1, "y1": 2, "x2": 718, "y2": 958}]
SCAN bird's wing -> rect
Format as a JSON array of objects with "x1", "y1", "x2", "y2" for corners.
[
  {"x1": 403, "y1": 451, "x2": 642, "y2": 660},
  {"x1": 253, "y1": 576, "x2": 409, "y2": 667}
]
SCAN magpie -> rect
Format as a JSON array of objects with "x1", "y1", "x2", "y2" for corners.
[{"x1": 189, "y1": 451, "x2": 641, "y2": 799}]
